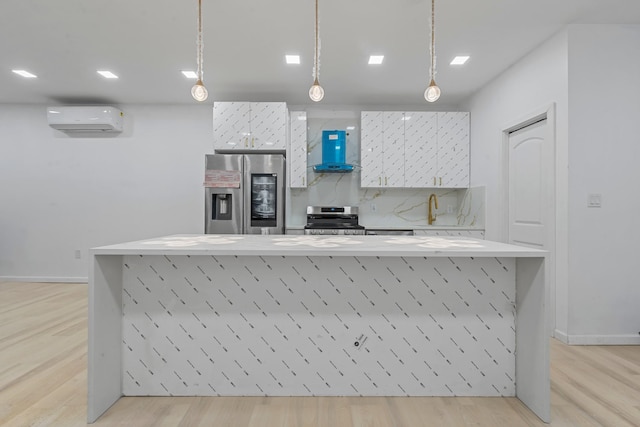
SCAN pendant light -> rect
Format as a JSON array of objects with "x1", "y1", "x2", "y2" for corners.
[
  {"x1": 309, "y1": 0, "x2": 324, "y2": 102},
  {"x1": 191, "y1": 0, "x2": 208, "y2": 102},
  {"x1": 424, "y1": 0, "x2": 441, "y2": 102}
]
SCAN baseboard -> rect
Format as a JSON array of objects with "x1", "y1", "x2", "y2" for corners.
[
  {"x1": 0, "y1": 276, "x2": 88, "y2": 284},
  {"x1": 554, "y1": 331, "x2": 640, "y2": 345},
  {"x1": 553, "y1": 329, "x2": 569, "y2": 344}
]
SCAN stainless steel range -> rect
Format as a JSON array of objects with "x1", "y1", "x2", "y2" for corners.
[{"x1": 304, "y1": 206, "x2": 365, "y2": 235}]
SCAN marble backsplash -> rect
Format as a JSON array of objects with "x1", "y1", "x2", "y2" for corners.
[
  {"x1": 289, "y1": 184, "x2": 485, "y2": 229},
  {"x1": 285, "y1": 110, "x2": 485, "y2": 229}
]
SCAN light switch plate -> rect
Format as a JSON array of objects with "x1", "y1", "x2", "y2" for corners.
[{"x1": 587, "y1": 193, "x2": 602, "y2": 208}]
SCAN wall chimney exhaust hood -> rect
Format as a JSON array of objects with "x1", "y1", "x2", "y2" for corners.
[{"x1": 313, "y1": 130, "x2": 354, "y2": 173}]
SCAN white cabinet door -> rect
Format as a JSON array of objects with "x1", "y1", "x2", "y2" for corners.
[
  {"x1": 437, "y1": 112, "x2": 469, "y2": 188},
  {"x1": 404, "y1": 112, "x2": 437, "y2": 188},
  {"x1": 289, "y1": 111, "x2": 307, "y2": 188},
  {"x1": 360, "y1": 111, "x2": 469, "y2": 189},
  {"x1": 383, "y1": 112, "x2": 405, "y2": 187},
  {"x1": 250, "y1": 102, "x2": 287, "y2": 150},
  {"x1": 213, "y1": 102, "x2": 251, "y2": 150},
  {"x1": 213, "y1": 102, "x2": 287, "y2": 151},
  {"x1": 360, "y1": 111, "x2": 384, "y2": 187}
]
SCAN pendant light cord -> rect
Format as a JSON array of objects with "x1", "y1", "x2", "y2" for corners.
[
  {"x1": 197, "y1": 0, "x2": 204, "y2": 81},
  {"x1": 430, "y1": 0, "x2": 436, "y2": 81},
  {"x1": 313, "y1": 0, "x2": 320, "y2": 84}
]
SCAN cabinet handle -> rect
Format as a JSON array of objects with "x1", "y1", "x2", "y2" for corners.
[
  {"x1": 379, "y1": 177, "x2": 382, "y2": 186},
  {"x1": 303, "y1": 177, "x2": 305, "y2": 186},
  {"x1": 251, "y1": 137, "x2": 255, "y2": 148},
  {"x1": 433, "y1": 177, "x2": 436, "y2": 186},
  {"x1": 439, "y1": 177, "x2": 442, "y2": 186},
  {"x1": 385, "y1": 177, "x2": 388, "y2": 186},
  {"x1": 244, "y1": 137, "x2": 248, "y2": 148}
]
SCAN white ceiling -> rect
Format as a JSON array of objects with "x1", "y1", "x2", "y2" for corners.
[{"x1": 2, "y1": 0, "x2": 640, "y2": 107}]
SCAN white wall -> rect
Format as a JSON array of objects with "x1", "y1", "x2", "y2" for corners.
[
  {"x1": 1, "y1": 103, "x2": 473, "y2": 282},
  {"x1": 0, "y1": 104, "x2": 213, "y2": 281},
  {"x1": 466, "y1": 24, "x2": 640, "y2": 344},
  {"x1": 566, "y1": 25, "x2": 640, "y2": 342},
  {"x1": 464, "y1": 30, "x2": 570, "y2": 336}
]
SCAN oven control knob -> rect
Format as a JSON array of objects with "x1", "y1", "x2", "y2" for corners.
[
  {"x1": 332, "y1": 230, "x2": 338, "y2": 235},
  {"x1": 319, "y1": 230, "x2": 324, "y2": 235},
  {"x1": 344, "y1": 230, "x2": 351, "y2": 235}
]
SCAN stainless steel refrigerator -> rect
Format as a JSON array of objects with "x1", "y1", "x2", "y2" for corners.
[{"x1": 205, "y1": 154, "x2": 285, "y2": 234}]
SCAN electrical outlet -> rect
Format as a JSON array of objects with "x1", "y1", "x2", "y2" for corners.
[
  {"x1": 74, "y1": 250, "x2": 81, "y2": 259},
  {"x1": 370, "y1": 203, "x2": 377, "y2": 212},
  {"x1": 587, "y1": 193, "x2": 602, "y2": 208}
]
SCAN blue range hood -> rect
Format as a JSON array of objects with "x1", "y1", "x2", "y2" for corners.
[{"x1": 313, "y1": 130, "x2": 354, "y2": 173}]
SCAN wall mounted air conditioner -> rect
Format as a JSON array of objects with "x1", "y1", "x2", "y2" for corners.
[{"x1": 46, "y1": 106, "x2": 124, "y2": 132}]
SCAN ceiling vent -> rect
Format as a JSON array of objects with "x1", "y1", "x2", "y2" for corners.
[{"x1": 47, "y1": 106, "x2": 124, "y2": 132}]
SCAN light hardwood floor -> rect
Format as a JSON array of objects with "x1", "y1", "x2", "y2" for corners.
[{"x1": 1, "y1": 281, "x2": 639, "y2": 426}]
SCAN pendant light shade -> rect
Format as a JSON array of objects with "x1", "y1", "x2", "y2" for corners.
[
  {"x1": 425, "y1": 0, "x2": 440, "y2": 102},
  {"x1": 191, "y1": 0, "x2": 208, "y2": 102},
  {"x1": 191, "y1": 79, "x2": 208, "y2": 102},
  {"x1": 309, "y1": 79, "x2": 324, "y2": 102},
  {"x1": 424, "y1": 79, "x2": 441, "y2": 103},
  {"x1": 309, "y1": 0, "x2": 324, "y2": 102}
]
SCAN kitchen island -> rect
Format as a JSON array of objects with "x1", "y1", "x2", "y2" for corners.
[{"x1": 88, "y1": 234, "x2": 549, "y2": 423}]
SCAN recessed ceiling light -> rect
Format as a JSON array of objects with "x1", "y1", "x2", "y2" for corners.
[
  {"x1": 346, "y1": 126, "x2": 356, "y2": 130},
  {"x1": 285, "y1": 55, "x2": 300, "y2": 65},
  {"x1": 402, "y1": 116, "x2": 412, "y2": 121},
  {"x1": 297, "y1": 115, "x2": 307, "y2": 121},
  {"x1": 450, "y1": 56, "x2": 470, "y2": 65},
  {"x1": 97, "y1": 70, "x2": 119, "y2": 79},
  {"x1": 181, "y1": 70, "x2": 198, "y2": 79},
  {"x1": 368, "y1": 55, "x2": 384, "y2": 65},
  {"x1": 12, "y1": 69, "x2": 37, "y2": 78}
]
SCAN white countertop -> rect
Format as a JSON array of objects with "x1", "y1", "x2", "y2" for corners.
[
  {"x1": 286, "y1": 225, "x2": 485, "y2": 230},
  {"x1": 91, "y1": 234, "x2": 546, "y2": 258}
]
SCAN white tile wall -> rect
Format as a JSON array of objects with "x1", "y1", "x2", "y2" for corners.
[{"x1": 122, "y1": 254, "x2": 515, "y2": 397}]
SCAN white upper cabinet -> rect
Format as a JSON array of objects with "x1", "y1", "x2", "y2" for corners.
[
  {"x1": 213, "y1": 102, "x2": 287, "y2": 151},
  {"x1": 212, "y1": 102, "x2": 251, "y2": 150},
  {"x1": 249, "y1": 102, "x2": 287, "y2": 149},
  {"x1": 361, "y1": 111, "x2": 406, "y2": 188},
  {"x1": 360, "y1": 111, "x2": 385, "y2": 187},
  {"x1": 436, "y1": 112, "x2": 469, "y2": 188},
  {"x1": 404, "y1": 112, "x2": 438, "y2": 188},
  {"x1": 289, "y1": 111, "x2": 308, "y2": 188},
  {"x1": 360, "y1": 111, "x2": 469, "y2": 188},
  {"x1": 382, "y1": 112, "x2": 405, "y2": 187}
]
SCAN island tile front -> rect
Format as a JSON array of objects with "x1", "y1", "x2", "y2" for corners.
[{"x1": 88, "y1": 235, "x2": 549, "y2": 423}]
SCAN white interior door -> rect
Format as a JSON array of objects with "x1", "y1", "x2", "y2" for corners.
[
  {"x1": 505, "y1": 109, "x2": 555, "y2": 338},
  {"x1": 509, "y1": 119, "x2": 553, "y2": 249},
  {"x1": 508, "y1": 119, "x2": 548, "y2": 248}
]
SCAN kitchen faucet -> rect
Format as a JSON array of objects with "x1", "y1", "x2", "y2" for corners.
[{"x1": 428, "y1": 193, "x2": 438, "y2": 225}]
